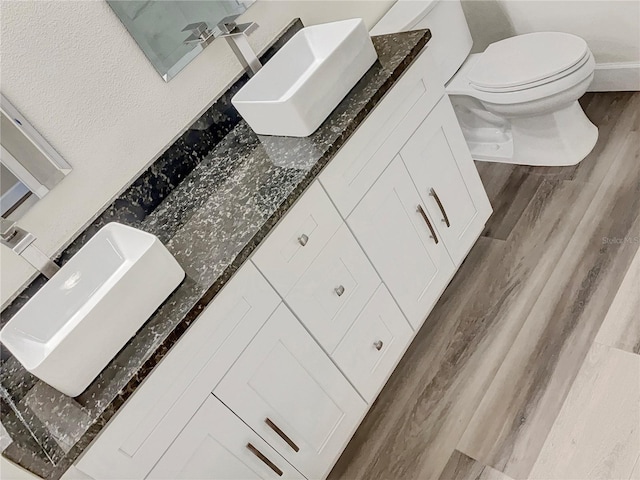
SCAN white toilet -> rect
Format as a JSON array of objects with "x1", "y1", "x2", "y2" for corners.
[{"x1": 371, "y1": 0, "x2": 598, "y2": 166}]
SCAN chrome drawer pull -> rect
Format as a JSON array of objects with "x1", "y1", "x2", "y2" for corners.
[
  {"x1": 265, "y1": 418, "x2": 300, "y2": 452},
  {"x1": 298, "y1": 234, "x2": 309, "y2": 246},
  {"x1": 335, "y1": 285, "x2": 345, "y2": 297},
  {"x1": 429, "y1": 188, "x2": 450, "y2": 227},
  {"x1": 417, "y1": 205, "x2": 439, "y2": 244},
  {"x1": 246, "y1": 443, "x2": 283, "y2": 476},
  {"x1": 373, "y1": 340, "x2": 384, "y2": 351}
]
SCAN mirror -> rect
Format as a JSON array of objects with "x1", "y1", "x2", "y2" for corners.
[
  {"x1": 108, "y1": 0, "x2": 255, "y2": 81},
  {"x1": 0, "y1": 94, "x2": 72, "y2": 220}
]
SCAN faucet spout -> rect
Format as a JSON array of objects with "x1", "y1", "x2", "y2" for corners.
[
  {"x1": 217, "y1": 16, "x2": 262, "y2": 76},
  {"x1": 19, "y1": 244, "x2": 60, "y2": 279},
  {"x1": 223, "y1": 31, "x2": 262, "y2": 76}
]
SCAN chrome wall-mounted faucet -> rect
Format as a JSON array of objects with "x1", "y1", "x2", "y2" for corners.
[
  {"x1": 1, "y1": 219, "x2": 59, "y2": 279},
  {"x1": 183, "y1": 15, "x2": 262, "y2": 77},
  {"x1": 217, "y1": 16, "x2": 262, "y2": 76}
]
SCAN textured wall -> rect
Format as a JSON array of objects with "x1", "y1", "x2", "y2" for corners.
[
  {"x1": 461, "y1": 0, "x2": 640, "y2": 63},
  {"x1": 0, "y1": 0, "x2": 393, "y2": 307}
]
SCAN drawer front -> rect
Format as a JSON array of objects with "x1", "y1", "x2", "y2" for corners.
[
  {"x1": 320, "y1": 49, "x2": 445, "y2": 218},
  {"x1": 147, "y1": 395, "x2": 302, "y2": 480},
  {"x1": 214, "y1": 304, "x2": 366, "y2": 480},
  {"x1": 76, "y1": 263, "x2": 280, "y2": 480},
  {"x1": 333, "y1": 285, "x2": 413, "y2": 402},
  {"x1": 286, "y1": 223, "x2": 380, "y2": 353},
  {"x1": 252, "y1": 181, "x2": 342, "y2": 296}
]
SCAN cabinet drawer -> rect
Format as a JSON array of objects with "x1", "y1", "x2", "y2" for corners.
[
  {"x1": 214, "y1": 304, "x2": 366, "y2": 480},
  {"x1": 147, "y1": 395, "x2": 302, "y2": 479},
  {"x1": 76, "y1": 263, "x2": 280, "y2": 480},
  {"x1": 320, "y1": 49, "x2": 445, "y2": 217},
  {"x1": 252, "y1": 181, "x2": 342, "y2": 296},
  {"x1": 286, "y1": 223, "x2": 380, "y2": 353},
  {"x1": 333, "y1": 285, "x2": 413, "y2": 402}
]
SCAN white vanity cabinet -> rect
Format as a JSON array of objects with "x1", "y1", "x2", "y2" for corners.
[
  {"x1": 214, "y1": 304, "x2": 367, "y2": 480},
  {"x1": 148, "y1": 395, "x2": 302, "y2": 480},
  {"x1": 72, "y1": 48, "x2": 492, "y2": 480}
]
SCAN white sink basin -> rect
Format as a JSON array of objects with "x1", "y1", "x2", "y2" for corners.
[
  {"x1": 232, "y1": 18, "x2": 378, "y2": 137},
  {"x1": 0, "y1": 223, "x2": 184, "y2": 397}
]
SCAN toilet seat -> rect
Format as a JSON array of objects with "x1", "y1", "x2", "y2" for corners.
[
  {"x1": 471, "y1": 49, "x2": 591, "y2": 93},
  {"x1": 446, "y1": 49, "x2": 596, "y2": 105},
  {"x1": 467, "y1": 32, "x2": 589, "y2": 92}
]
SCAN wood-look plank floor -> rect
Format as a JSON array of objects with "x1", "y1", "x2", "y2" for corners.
[
  {"x1": 439, "y1": 451, "x2": 514, "y2": 480},
  {"x1": 595, "y1": 247, "x2": 640, "y2": 354},
  {"x1": 529, "y1": 342, "x2": 640, "y2": 480},
  {"x1": 328, "y1": 92, "x2": 640, "y2": 480}
]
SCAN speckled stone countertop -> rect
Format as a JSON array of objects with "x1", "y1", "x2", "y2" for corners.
[{"x1": 0, "y1": 25, "x2": 431, "y2": 479}]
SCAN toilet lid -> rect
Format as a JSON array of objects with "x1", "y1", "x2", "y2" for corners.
[{"x1": 467, "y1": 32, "x2": 589, "y2": 92}]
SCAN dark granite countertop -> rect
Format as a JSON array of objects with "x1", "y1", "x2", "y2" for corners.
[{"x1": 0, "y1": 25, "x2": 431, "y2": 479}]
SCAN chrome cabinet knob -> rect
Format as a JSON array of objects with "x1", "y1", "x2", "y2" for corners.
[
  {"x1": 373, "y1": 340, "x2": 384, "y2": 351},
  {"x1": 298, "y1": 234, "x2": 309, "y2": 246},
  {"x1": 335, "y1": 285, "x2": 345, "y2": 297}
]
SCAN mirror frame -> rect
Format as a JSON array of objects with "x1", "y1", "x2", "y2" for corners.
[{"x1": 1, "y1": 94, "x2": 72, "y2": 203}]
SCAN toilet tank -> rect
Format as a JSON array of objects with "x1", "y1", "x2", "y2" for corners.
[{"x1": 370, "y1": 0, "x2": 473, "y2": 84}]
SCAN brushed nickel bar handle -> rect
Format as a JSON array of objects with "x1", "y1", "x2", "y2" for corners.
[
  {"x1": 417, "y1": 205, "x2": 439, "y2": 244},
  {"x1": 246, "y1": 443, "x2": 284, "y2": 476},
  {"x1": 429, "y1": 188, "x2": 450, "y2": 227},
  {"x1": 265, "y1": 418, "x2": 300, "y2": 452}
]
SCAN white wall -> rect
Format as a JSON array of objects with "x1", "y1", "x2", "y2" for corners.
[
  {"x1": 0, "y1": 0, "x2": 394, "y2": 307},
  {"x1": 0, "y1": 457, "x2": 39, "y2": 480},
  {"x1": 462, "y1": 0, "x2": 640, "y2": 62},
  {"x1": 461, "y1": 0, "x2": 640, "y2": 89}
]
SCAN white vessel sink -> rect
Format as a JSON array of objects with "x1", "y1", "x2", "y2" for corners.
[
  {"x1": 232, "y1": 18, "x2": 378, "y2": 137},
  {"x1": 0, "y1": 223, "x2": 184, "y2": 397}
]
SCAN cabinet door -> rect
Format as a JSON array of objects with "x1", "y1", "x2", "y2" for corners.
[
  {"x1": 348, "y1": 157, "x2": 456, "y2": 328},
  {"x1": 400, "y1": 96, "x2": 492, "y2": 265},
  {"x1": 214, "y1": 304, "x2": 366, "y2": 480},
  {"x1": 147, "y1": 395, "x2": 302, "y2": 480}
]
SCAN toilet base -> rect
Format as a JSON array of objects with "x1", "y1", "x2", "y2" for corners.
[{"x1": 451, "y1": 98, "x2": 599, "y2": 167}]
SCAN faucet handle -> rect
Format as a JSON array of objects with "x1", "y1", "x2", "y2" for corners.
[
  {"x1": 182, "y1": 22, "x2": 214, "y2": 45},
  {"x1": 217, "y1": 15, "x2": 258, "y2": 36},
  {"x1": 1, "y1": 218, "x2": 17, "y2": 238},
  {"x1": 182, "y1": 22, "x2": 209, "y2": 35},
  {"x1": 217, "y1": 15, "x2": 240, "y2": 34}
]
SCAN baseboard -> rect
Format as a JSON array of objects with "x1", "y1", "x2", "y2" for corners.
[{"x1": 589, "y1": 62, "x2": 640, "y2": 92}]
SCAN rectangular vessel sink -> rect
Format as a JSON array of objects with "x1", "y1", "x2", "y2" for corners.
[
  {"x1": 0, "y1": 223, "x2": 184, "y2": 397},
  {"x1": 232, "y1": 18, "x2": 378, "y2": 137}
]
